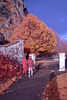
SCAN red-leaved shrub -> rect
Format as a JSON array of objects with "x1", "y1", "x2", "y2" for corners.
[{"x1": 0, "y1": 53, "x2": 23, "y2": 81}]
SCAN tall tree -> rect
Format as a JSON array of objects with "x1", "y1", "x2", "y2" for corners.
[
  {"x1": 55, "y1": 34, "x2": 67, "y2": 55},
  {"x1": 11, "y1": 14, "x2": 57, "y2": 55}
]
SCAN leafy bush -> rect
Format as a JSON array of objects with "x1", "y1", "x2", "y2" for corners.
[{"x1": 0, "y1": 53, "x2": 23, "y2": 81}]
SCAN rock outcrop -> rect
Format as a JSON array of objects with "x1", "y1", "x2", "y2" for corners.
[{"x1": 0, "y1": 0, "x2": 28, "y2": 41}]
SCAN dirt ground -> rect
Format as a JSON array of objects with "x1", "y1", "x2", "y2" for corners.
[{"x1": 42, "y1": 73, "x2": 67, "y2": 100}]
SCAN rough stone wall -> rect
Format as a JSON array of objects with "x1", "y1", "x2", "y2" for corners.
[
  {"x1": 0, "y1": 39, "x2": 24, "y2": 63},
  {"x1": 0, "y1": 0, "x2": 28, "y2": 41}
]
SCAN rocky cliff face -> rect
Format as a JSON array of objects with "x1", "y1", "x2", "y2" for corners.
[{"x1": 0, "y1": 0, "x2": 28, "y2": 41}]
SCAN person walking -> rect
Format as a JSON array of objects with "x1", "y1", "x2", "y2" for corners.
[
  {"x1": 27, "y1": 56, "x2": 34, "y2": 77},
  {"x1": 22, "y1": 55, "x2": 27, "y2": 76}
]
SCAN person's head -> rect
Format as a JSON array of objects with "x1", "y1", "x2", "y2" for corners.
[
  {"x1": 29, "y1": 56, "x2": 31, "y2": 58},
  {"x1": 29, "y1": 56, "x2": 32, "y2": 60},
  {"x1": 26, "y1": 53, "x2": 29, "y2": 60}
]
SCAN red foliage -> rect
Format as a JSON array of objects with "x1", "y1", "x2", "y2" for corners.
[
  {"x1": 54, "y1": 34, "x2": 67, "y2": 55},
  {"x1": 0, "y1": 53, "x2": 23, "y2": 81}
]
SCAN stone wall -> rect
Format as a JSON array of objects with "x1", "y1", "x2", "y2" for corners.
[{"x1": 0, "y1": 39, "x2": 24, "y2": 63}]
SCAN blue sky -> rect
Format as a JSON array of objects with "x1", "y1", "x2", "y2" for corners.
[{"x1": 25, "y1": 0, "x2": 67, "y2": 42}]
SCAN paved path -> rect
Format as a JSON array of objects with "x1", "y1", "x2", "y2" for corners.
[{"x1": 0, "y1": 61, "x2": 67, "y2": 100}]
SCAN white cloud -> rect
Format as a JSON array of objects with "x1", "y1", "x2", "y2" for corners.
[{"x1": 61, "y1": 34, "x2": 67, "y2": 42}]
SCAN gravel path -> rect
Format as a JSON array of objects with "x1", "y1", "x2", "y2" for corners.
[{"x1": 0, "y1": 61, "x2": 67, "y2": 100}]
